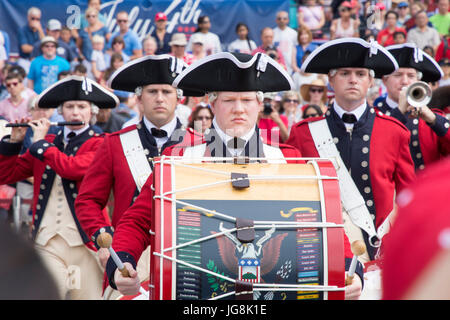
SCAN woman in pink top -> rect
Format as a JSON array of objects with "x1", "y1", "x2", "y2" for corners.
[
  {"x1": 330, "y1": 1, "x2": 360, "y2": 40},
  {"x1": 0, "y1": 73, "x2": 35, "y2": 121},
  {"x1": 297, "y1": 0, "x2": 325, "y2": 39}
]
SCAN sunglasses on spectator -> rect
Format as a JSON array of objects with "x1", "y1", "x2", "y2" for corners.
[
  {"x1": 30, "y1": 17, "x2": 40, "y2": 21},
  {"x1": 117, "y1": 19, "x2": 128, "y2": 23},
  {"x1": 6, "y1": 82, "x2": 20, "y2": 88},
  {"x1": 43, "y1": 44, "x2": 56, "y2": 48},
  {"x1": 196, "y1": 116, "x2": 212, "y2": 121},
  {"x1": 339, "y1": 8, "x2": 351, "y2": 12},
  {"x1": 309, "y1": 88, "x2": 324, "y2": 93},
  {"x1": 304, "y1": 113, "x2": 319, "y2": 118},
  {"x1": 284, "y1": 99, "x2": 299, "y2": 103},
  {"x1": 277, "y1": 17, "x2": 288, "y2": 20}
]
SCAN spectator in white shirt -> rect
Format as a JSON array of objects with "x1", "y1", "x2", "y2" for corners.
[
  {"x1": 228, "y1": 23, "x2": 257, "y2": 54},
  {"x1": 273, "y1": 10, "x2": 298, "y2": 74}
]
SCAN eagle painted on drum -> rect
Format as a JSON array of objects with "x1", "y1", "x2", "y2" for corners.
[{"x1": 211, "y1": 223, "x2": 288, "y2": 283}]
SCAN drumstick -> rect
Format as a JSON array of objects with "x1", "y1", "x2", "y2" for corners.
[
  {"x1": 345, "y1": 240, "x2": 366, "y2": 286},
  {"x1": 96, "y1": 232, "x2": 149, "y2": 298}
]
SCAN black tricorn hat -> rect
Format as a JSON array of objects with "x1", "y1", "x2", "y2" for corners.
[
  {"x1": 172, "y1": 52, "x2": 294, "y2": 93},
  {"x1": 301, "y1": 38, "x2": 399, "y2": 79},
  {"x1": 107, "y1": 54, "x2": 204, "y2": 97},
  {"x1": 385, "y1": 43, "x2": 444, "y2": 82},
  {"x1": 37, "y1": 75, "x2": 119, "y2": 109}
]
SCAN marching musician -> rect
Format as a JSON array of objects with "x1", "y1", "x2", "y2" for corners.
[
  {"x1": 0, "y1": 75, "x2": 119, "y2": 299},
  {"x1": 286, "y1": 38, "x2": 416, "y2": 265},
  {"x1": 375, "y1": 43, "x2": 450, "y2": 170},
  {"x1": 104, "y1": 52, "x2": 364, "y2": 300},
  {"x1": 74, "y1": 55, "x2": 202, "y2": 293}
]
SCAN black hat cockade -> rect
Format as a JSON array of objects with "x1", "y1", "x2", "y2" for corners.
[
  {"x1": 37, "y1": 75, "x2": 119, "y2": 109},
  {"x1": 172, "y1": 52, "x2": 294, "y2": 94},
  {"x1": 301, "y1": 38, "x2": 399, "y2": 79},
  {"x1": 107, "y1": 54, "x2": 204, "y2": 97},
  {"x1": 385, "y1": 43, "x2": 444, "y2": 82}
]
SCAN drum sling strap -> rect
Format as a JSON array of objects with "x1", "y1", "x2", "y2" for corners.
[
  {"x1": 308, "y1": 119, "x2": 389, "y2": 248},
  {"x1": 120, "y1": 129, "x2": 152, "y2": 192}
]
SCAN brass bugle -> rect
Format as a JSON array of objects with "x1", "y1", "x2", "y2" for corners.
[
  {"x1": 406, "y1": 81, "x2": 432, "y2": 108},
  {"x1": 5, "y1": 121, "x2": 85, "y2": 128}
]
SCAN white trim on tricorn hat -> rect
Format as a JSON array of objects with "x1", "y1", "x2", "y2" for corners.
[
  {"x1": 172, "y1": 51, "x2": 294, "y2": 93},
  {"x1": 36, "y1": 75, "x2": 119, "y2": 109},
  {"x1": 301, "y1": 37, "x2": 399, "y2": 79},
  {"x1": 385, "y1": 43, "x2": 444, "y2": 82},
  {"x1": 107, "y1": 54, "x2": 203, "y2": 96}
]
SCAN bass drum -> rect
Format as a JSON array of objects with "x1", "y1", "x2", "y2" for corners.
[{"x1": 150, "y1": 157, "x2": 346, "y2": 300}]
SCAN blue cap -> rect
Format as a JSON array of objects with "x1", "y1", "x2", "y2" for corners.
[{"x1": 397, "y1": 2, "x2": 408, "y2": 8}]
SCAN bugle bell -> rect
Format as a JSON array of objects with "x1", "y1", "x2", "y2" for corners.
[{"x1": 406, "y1": 81, "x2": 432, "y2": 108}]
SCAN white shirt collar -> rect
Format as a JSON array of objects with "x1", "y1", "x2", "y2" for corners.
[
  {"x1": 386, "y1": 96, "x2": 398, "y2": 109},
  {"x1": 333, "y1": 100, "x2": 367, "y2": 129},
  {"x1": 143, "y1": 115, "x2": 178, "y2": 148},
  {"x1": 63, "y1": 124, "x2": 90, "y2": 142},
  {"x1": 212, "y1": 118, "x2": 256, "y2": 156}
]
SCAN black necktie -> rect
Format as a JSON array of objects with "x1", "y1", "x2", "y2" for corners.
[
  {"x1": 227, "y1": 137, "x2": 246, "y2": 149},
  {"x1": 151, "y1": 128, "x2": 168, "y2": 138},
  {"x1": 67, "y1": 132, "x2": 76, "y2": 140},
  {"x1": 342, "y1": 113, "x2": 357, "y2": 124}
]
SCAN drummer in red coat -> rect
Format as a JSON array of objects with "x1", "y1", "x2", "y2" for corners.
[
  {"x1": 106, "y1": 52, "x2": 364, "y2": 300},
  {"x1": 0, "y1": 76, "x2": 119, "y2": 299},
  {"x1": 286, "y1": 38, "x2": 416, "y2": 263},
  {"x1": 74, "y1": 55, "x2": 203, "y2": 272},
  {"x1": 375, "y1": 43, "x2": 450, "y2": 171}
]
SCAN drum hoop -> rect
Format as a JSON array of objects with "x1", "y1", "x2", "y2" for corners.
[{"x1": 152, "y1": 157, "x2": 345, "y2": 300}]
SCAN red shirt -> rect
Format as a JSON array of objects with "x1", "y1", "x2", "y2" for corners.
[
  {"x1": 376, "y1": 27, "x2": 407, "y2": 47},
  {"x1": 258, "y1": 115, "x2": 288, "y2": 144}
]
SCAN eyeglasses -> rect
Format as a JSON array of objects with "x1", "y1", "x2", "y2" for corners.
[
  {"x1": 87, "y1": 15, "x2": 97, "y2": 18},
  {"x1": 117, "y1": 19, "x2": 128, "y2": 23},
  {"x1": 6, "y1": 82, "x2": 19, "y2": 88},
  {"x1": 196, "y1": 116, "x2": 212, "y2": 121},
  {"x1": 309, "y1": 88, "x2": 324, "y2": 93},
  {"x1": 30, "y1": 17, "x2": 40, "y2": 21},
  {"x1": 277, "y1": 17, "x2": 288, "y2": 20},
  {"x1": 284, "y1": 99, "x2": 299, "y2": 103},
  {"x1": 339, "y1": 8, "x2": 351, "y2": 12},
  {"x1": 304, "y1": 113, "x2": 319, "y2": 118},
  {"x1": 43, "y1": 44, "x2": 56, "y2": 48}
]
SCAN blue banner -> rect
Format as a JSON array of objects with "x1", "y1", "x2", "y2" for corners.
[{"x1": 0, "y1": 0, "x2": 290, "y2": 55}]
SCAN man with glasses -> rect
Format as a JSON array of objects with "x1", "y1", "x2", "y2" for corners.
[
  {"x1": 0, "y1": 73, "x2": 36, "y2": 122},
  {"x1": 18, "y1": 7, "x2": 45, "y2": 62},
  {"x1": 27, "y1": 36, "x2": 70, "y2": 94},
  {"x1": 31, "y1": 19, "x2": 76, "y2": 63},
  {"x1": 107, "y1": 11, "x2": 142, "y2": 60}
]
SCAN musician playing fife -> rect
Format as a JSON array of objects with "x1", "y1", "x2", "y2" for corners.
[
  {"x1": 105, "y1": 52, "x2": 363, "y2": 300},
  {"x1": 375, "y1": 43, "x2": 450, "y2": 170},
  {"x1": 0, "y1": 76, "x2": 119, "y2": 299}
]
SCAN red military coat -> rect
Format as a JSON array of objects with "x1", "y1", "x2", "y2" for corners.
[
  {"x1": 0, "y1": 128, "x2": 104, "y2": 250},
  {"x1": 287, "y1": 105, "x2": 416, "y2": 259},
  {"x1": 376, "y1": 99, "x2": 450, "y2": 170},
  {"x1": 75, "y1": 119, "x2": 191, "y2": 248}
]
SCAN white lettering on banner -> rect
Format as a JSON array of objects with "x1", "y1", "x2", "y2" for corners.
[
  {"x1": 66, "y1": 0, "x2": 202, "y2": 40},
  {"x1": 366, "y1": 5, "x2": 382, "y2": 31},
  {"x1": 66, "y1": 5, "x2": 81, "y2": 29}
]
